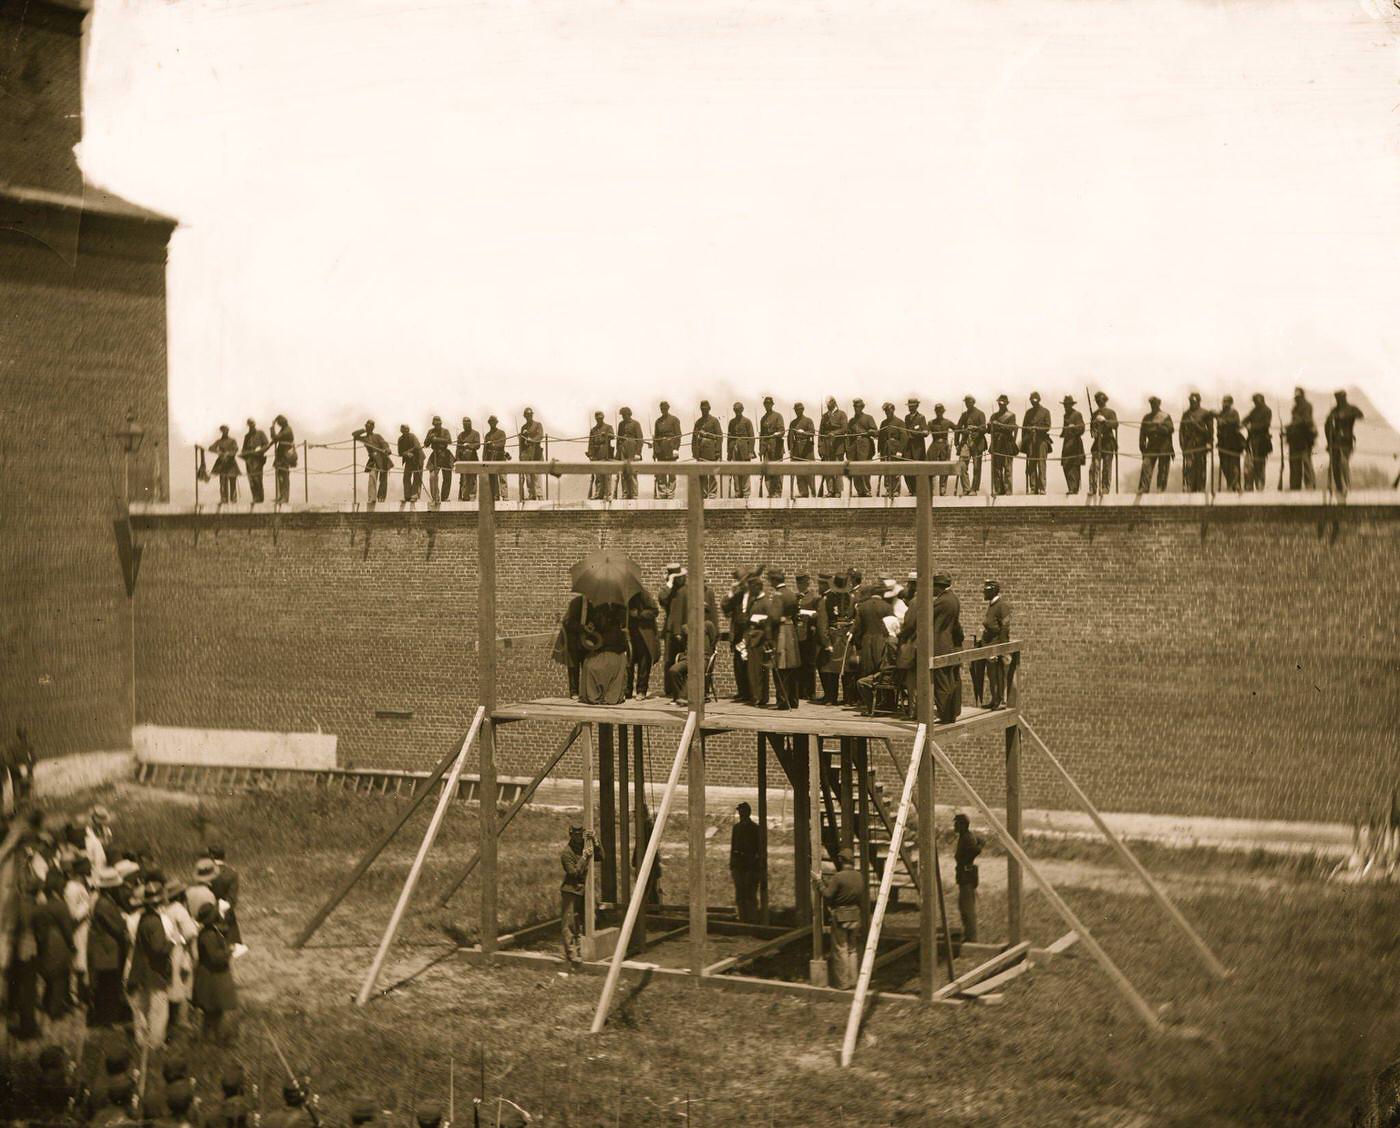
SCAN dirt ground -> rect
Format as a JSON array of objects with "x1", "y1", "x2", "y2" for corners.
[{"x1": 26, "y1": 782, "x2": 1400, "y2": 1127}]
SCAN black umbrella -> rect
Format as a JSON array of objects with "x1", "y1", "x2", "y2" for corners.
[{"x1": 570, "y1": 550, "x2": 644, "y2": 606}]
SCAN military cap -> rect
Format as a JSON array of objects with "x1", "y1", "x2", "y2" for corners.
[
  {"x1": 983, "y1": 578, "x2": 1000, "y2": 591},
  {"x1": 882, "y1": 401, "x2": 895, "y2": 411},
  {"x1": 416, "y1": 1103, "x2": 444, "y2": 1128},
  {"x1": 659, "y1": 400, "x2": 670, "y2": 410},
  {"x1": 816, "y1": 572, "x2": 832, "y2": 581},
  {"x1": 1062, "y1": 395, "x2": 1075, "y2": 406},
  {"x1": 620, "y1": 406, "x2": 632, "y2": 416},
  {"x1": 829, "y1": 574, "x2": 849, "y2": 591},
  {"x1": 997, "y1": 394, "x2": 1009, "y2": 404},
  {"x1": 165, "y1": 1080, "x2": 195, "y2": 1112},
  {"x1": 1030, "y1": 391, "x2": 1041, "y2": 401},
  {"x1": 766, "y1": 569, "x2": 785, "y2": 584},
  {"x1": 732, "y1": 401, "x2": 744, "y2": 411},
  {"x1": 162, "y1": 1055, "x2": 190, "y2": 1083},
  {"x1": 932, "y1": 572, "x2": 952, "y2": 587},
  {"x1": 488, "y1": 414, "x2": 499, "y2": 425},
  {"x1": 1148, "y1": 396, "x2": 1161, "y2": 406},
  {"x1": 207, "y1": 844, "x2": 226, "y2": 859},
  {"x1": 221, "y1": 1065, "x2": 245, "y2": 1094},
  {"x1": 1094, "y1": 391, "x2": 1108, "y2": 403},
  {"x1": 837, "y1": 848, "x2": 855, "y2": 864},
  {"x1": 432, "y1": 415, "x2": 442, "y2": 425},
  {"x1": 593, "y1": 410, "x2": 604, "y2": 419},
  {"x1": 763, "y1": 396, "x2": 774, "y2": 405},
  {"x1": 852, "y1": 398, "x2": 865, "y2": 408},
  {"x1": 568, "y1": 824, "x2": 584, "y2": 834},
  {"x1": 795, "y1": 571, "x2": 810, "y2": 581},
  {"x1": 700, "y1": 400, "x2": 711, "y2": 410},
  {"x1": 964, "y1": 394, "x2": 975, "y2": 404},
  {"x1": 934, "y1": 403, "x2": 945, "y2": 412},
  {"x1": 793, "y1": 401, "x2": 804, "y2": 411},
  {"x1": 523, "y1": 406, "x2": 534, "y2": 415}
]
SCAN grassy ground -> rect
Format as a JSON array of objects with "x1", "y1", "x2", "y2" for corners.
[{"x1": 35, "y1": 782, "x2": 1400, "y2": 1127}]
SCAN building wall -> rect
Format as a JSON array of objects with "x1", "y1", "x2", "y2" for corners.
[
  {"x1": 130, "y1": 503, "x2": 1398, "y2": 823},
  {"x1": 0, "y1": 0, "x2": 85, "y2": 198}
]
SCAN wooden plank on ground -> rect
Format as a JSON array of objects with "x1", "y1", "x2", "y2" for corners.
[
  {"x1": 964, "y1": 960, "x2": 1031, "y2": 997},
  {"x1": 931, "y1": 941, "x2": 1031, "y2": 1000}
]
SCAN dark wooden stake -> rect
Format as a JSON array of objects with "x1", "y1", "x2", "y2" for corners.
[{"x1": 478, "y1": 476, "x2": 498, "y2": 957}]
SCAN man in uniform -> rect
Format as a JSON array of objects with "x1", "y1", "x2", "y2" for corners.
[
  {"x1": 877, "y1": 402, "x2": 905, "y2": 497},
  {"x1": 787, "y1": 402, "x2": 816, "y2": 497},
  {"x1": 1089, "y1": 391, "x2": 1118, "y2": 495},
  {"x1": 653, "y1": 401, "x2": 682, "y2": 499},
  {"x1": 483, "y1": 415, "x2": 510, "y2": 501},
  {"x1": 813, "y1": 849, "x2": 863, "y2": 988},
  {"x1": 766, "y1": 569, "x2": 801, "y2": 709},
  {"x1": 586, "y1": 410, "x2": 614, "y2": 500},
  {"x1": 818, "y1": 397, "x2": 848, "y2": 498},
  {"x1": 1060, "y1": 396, "x2": 1085, "y2": 494},
  {"x1": 741, "y1": 573, "x2": 772, "y2": 706},
  {"x1": 988, "y1": 394, "x2": 1018, "y2": 496},
  {"x1": 353, "y1": 421, "x2": 391, "y2": 507},
  {"x1": 240, "y1": 419, "x2": 269, "y2": 504},
  {"x1": 930, "y1": 572, "x2": 964, "y2": 723},
  {"x1": 270, "y1": 415, "x2": 295, "y2": 504},
  {"x1": 454, "y1": 416, "x2": 480, "y2": 501},
  {"x1": 953, "y1": 813, "x2": 983, "y2": 942},
  {"x1": 902, "y1": 398, "x2": 928, "y2": 495},
  {"x1": 927, "y1": 403, "x2": 953, "y2": 495},
  {"x1": 727, "y1": 401, "x2": 755, "y2": 497},
  {"x1": 816, "y1": 573, "x2": 852, "y2": 704},
  {"x1": 723, "y1": 569, "x2": 760, "y2": 703},
  {"x1": 1243, "y1": 393, "x2": 1273, "y2": 491},
  {"x1": 795, "y1": 572, "x2": 822, "y2": 699},
  {"x1": 758, "y1": 396, "x2": 785, "y2": 497},
  {"x1": 1285, "y1": 387, "x2": 1317, "y2": 490},
  {"x1": 423, "y1": 415, "x2": 453, "y2": 505},
  {"x1": 210, "y1": 425, "x2": 240, "y2": 503},
  {"x1": 846, "y1": 399, "x2": 877, "y2": 497},
  {"x1": 979, "y1": 580, "x2": 1012, "y2": 710},
  {"x1": 729, "y1": 802, "x2": 762, "y2": 923},
  {"x1": 1020, "y1": 392, "x2": 1052, "y2": 495},
  {"x1": 848, "y1": 581, "x2": 894, "y2": 686},
  {"x1": 560, "y1": 824, "x2": 601, "y2": 969},
  {"x1": 692, "y1": 400, "x2": 723, "y2": 498},
  {"x1": 662, "y1": 568, "x2": 718, "y2": 698},
  {"x1": 626, "y1": 585, "x2": 660, "y2": 698},
  {"x1": 954, "y1": 395, "x2": 987, "y2": 495},
  {"x1": 616, "y1": 406, "x2": 644, "y2": 500},
  {"x1": 1137, "y1": 396, "x2": 1174, "y2": 494},
  {"x1": 1215, "y1": 395, "x2": 1244, "y2": 492},
  {"x1": 264, "y1": 1081, "x2": 318, "y2": 1128},
  {"x1": 1324, "y1": 389, "x2": 1364, "y2": 497},
  {"x1": 1179, "y1": 393, "x2": 1213, "y2": 493},
  {"x1": 397, "y1": 423, "x2": 424, "y2": 504},
  {"x1": 519, "y1": 407, "x2": 545, "y2": 500}
]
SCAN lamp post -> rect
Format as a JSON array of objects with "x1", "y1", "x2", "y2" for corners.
[
  {"x1": 114, "y1": 411, "x2": 146, "y2": 508},
  {"x1": 113, "y1": 411, "x2": 144, "y2": 746}
]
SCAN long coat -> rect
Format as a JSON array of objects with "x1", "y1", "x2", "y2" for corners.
[
  {"x1": 788, "y1": 414, "x2": 815, "y2": 459},
  {"x1": 877, "y1": 416, "x2": 905, "y2": 459},
  {"x1": 981, "y1": 597, "x2": 1012, "y2": 645},
  {"x1": 768, "y1": 586, "x2": 801, "y2": 670},
  {"x1": 692, "y1": 415, "x2": 723, "y2": 460},
  {"x1": 927, "y1": 415, "x2": 953, "y2": 457},
  {"x1": 954, "y1": 408, "x2": 987, "y2": 454},
  {"x1": 989, "y1": 409, "x2": 1018, "y2": 456},
  {"x1": 903, "y1": 411, "x2": 928, "y2": 459},
  {"x1": 849, "y1": 595, "x2": 894, "y2": 676},
  {"x1": 818, "y1": 408, "x2": 848, "y2": 459},
  {"x1": 1020, "y1": 405, "x2": 1053, "y2": 457},
  {"x1": 628, "y1": 590, "x2": 661, "y2": 663},
  {"x1": 240, "y1": 429, "x2": 269, "y2": 474},
  {"x1": 727, "y1": 415, "x2": 755, "y2": 460},
  {"x1": 817, "y1": 589, "x2": 853, "y2": 674},
  {"x1": 87, "y1": 892, "x2": 128, "y2": 973},
  {"x1": 847, "y1": 412, "x2": 877, "y2": 460},
  {"x1": 616, "y1": 418, "x2": 644, "y2": 460},
  {"x1": 1060, "y1": 410, "x2": 1086, "y2": 466},
  {"x1": 34, "y1": 894, "x2": 75, "y2": 977},
  {"x1": 758, "y1": 411, "x2": 785, "y2": 460},
  {"x1": 1244, "y1": 405, "x2": 1273, "y2": 457},
  {"x1": 1138, "y1": 411, "x2": 1174, "y2": 455},
  {"x1": 424, "y1": 426, "x2": 454, "y2": 469},
  {"x1": 193, "y1": 923, "x2": 238, "y2": 1014},
  {"x1": 210, "y1": 436, "x2": 240, "y2": 477},
  {"x1": 653, "y1": 413, "x2": 682, "y2": 459},
  {"x1": 1179, "y1": 407, "x2": 1213, "y2": 455},
  {"x1": 127, "y1": 908, "x2": 173, "y2": 992}
]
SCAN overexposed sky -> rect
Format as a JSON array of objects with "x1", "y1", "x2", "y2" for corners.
[{"x1": 79, "y1": 0, "x2": 1400, "y2": 450}]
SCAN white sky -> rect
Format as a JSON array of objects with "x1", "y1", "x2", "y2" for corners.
[{"x1": 79, "y1": 0, "x2": 1400, "y2": 453}]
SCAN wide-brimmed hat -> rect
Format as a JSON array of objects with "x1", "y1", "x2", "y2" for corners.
[
  {"x1": 194, "y1": 858, "x2": 218, "y2": 881},
  {"x1": 94, "y1": 866, "x2": 122, "y2": 889},
  {"x1": 829, "y1": 574, "x2": 850, "y2": 591},
  {"x1": 114, "y1": 859, "x2": 141, "y2": 881}
]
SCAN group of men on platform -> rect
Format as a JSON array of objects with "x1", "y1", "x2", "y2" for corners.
[{"x1": 204, "y1": 417, "x2": 297, "y2": 504}]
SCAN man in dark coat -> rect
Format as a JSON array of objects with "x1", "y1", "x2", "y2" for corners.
[
  {"x1": 1324, "y1": 389, "x2": 1364, "y2": 497},
  {"x1": 1243, "y1": 393, "x2": 1273, "y2": 491},
  {"x1": 953, "y1": 812, "x2": 983, "y2": 942},
  {"x1": 766, "y1": 570, "x2": 801, "y2": 709},
  {"x1": 210, "y1": 425, "x2": 240, "y2": 503},
  {"x1": 817, "y1": 574, "x2": 853, "y2": 704},
  {"x1": 979, "y1": 580, "x2": 1012, "y2": 710},
  {"x1": 876, "y1": 402, "x2": 905, "y2": 497},
  {"x1": 795, "y1": 572, "x2": 822, "y2": 698},
  {"x1": 955, "y1": 396, "x2": 987, "y2": 495},
  {"x1": 846, "y1": 399, "x2": 877, "y2": 496},
  {"x1": 270, "y1": 414, "x2": 296, "y2": 504},
  {"x1": 483, "y1": 416, "x2": 511, "y2": 501},
  {"x1": 208, "y1": 843, "x2": 243, "y2": 947},
  {"x1": 519, "y1": 407, "x2": 545, "y2": 500},
  {"x1": 586, "y1": 411, "x2": 614, "y2": 501},
  {"x1": 758, "y1": 396, "x2": 785, "y2": 497},
  {"x1": 742, "y1": 581, "x2": 774, "y2": 707},
  {"x1": 34, "y1": 869, "x2": 75, "y2": 1019},
  {"x1": 1285, "y1": 387, "x2": 1317, "y2": 490},
  {"x1": 930, "y1": 573, "x2": 963, "y2": 722},
  {"x1": 1179, "y1": 393, "x2": 1213, "y2": 493},
  {"x1": 352, "y1": 422, "x2": 390, "y2": 505},
  {"x1": 1020, "y1": 393, "x2": 1052, "y2": 495},
  {"x1": 1215, "y1": 395, "x2": 1244, "y2": 492},
  {"x1": 240, "y1": 419, "x2": 269, "y2": 504},
  {"x1": 1060, "y1": 396, "x2": 1085, "y2": 494},
  {"x1": 788, "y1": 402, "x2": 816, "y2": 497},
  {"x1": 559, "y1": 825, "x2": 600, "y2": 968},
  {"x1": 818, "y1": 398, "x2": 848, "y2": 497},
  {"x1": 902, "y1": 398, "x2": 928, "y2": 495},
  {"x1": 927, "y1": 403, "x2": 953, "y2": 495},
  {"x1": 723, "y1": 571, "x2": 763, "y2": 703},
  {"x1": 397, "y1": 424, "x2": 425, "y2": 504},
  {"x1": 86, "y1": 867, "x2": 130, "y2": 1027},
  {"x1": 128, "y1": 881, "x2": 173, "y2": 1050},
  {"x1": 663, "y1": 570, "x2": 719, "y2": 697},
  {"x1": 692, "y1": 401, "x2": 723, "y2": 499},
  {"x1": 727, "y1": 402, "x2": 756, "y2": 497},
  {"x1": 988, "y1": 395, "x2": 1018, "y2": 496},
  {"x1": 454, "y1": 417, "x2": 480, "y2": 501},
  {"x1": 813, "y1": 849, "x2": 863, "y2": 988},
  {"x1": 1137, "y1": 396, "x2": 1174, "y2": 494},
  {"x1": 848, "y1": 583, "x2": 894, "y2": 680},
  {"x1": 616, "y1": 407, "x2": 644, "y2": 500},
  {"x1": 653, "y1": 401, "x2": 682, "y2": 499},
  {"x1": 552, "y1": 594, "x2": 586, "y2": 698},
  {"x1": 626, "y1": 588, "x2": 660, "y2": 698},
  {"x1": 1089, "y1": 391, "x2": 1118, "y2": 495},
  {"x1": 423, "y1": 415, "x2": 453, "y2": 505},
  {"x1": 729, "y1": 802, "x2": 762, "y2": 923}
]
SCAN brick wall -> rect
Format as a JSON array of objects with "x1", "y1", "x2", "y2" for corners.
[{"x1": 130, "y1": 503, "x2": 1398, "y2": 823}]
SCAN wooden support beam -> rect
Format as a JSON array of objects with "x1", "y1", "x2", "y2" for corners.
[
  {"x1": 963, "y1": 959, "x2": 1031, "y2": 997},
  {"x1": 633, "y1": 723, "x2": 648, "y2": 954},
  {"x1": 599, "y1": 723, "x2": 617, "y2": 903},
  {"x1": 855, "y1": 738, "x2": 871, "y2": 929},
  {"x1": 1018, "y1": 720, "x2": 1229, "y2": 979},
  {"x1": 435, "y1": 723, "x2": 583, "y2": 906},
  {"x1": 789, "y1": 735, "x2": 811, "y2": 922},
  {"x1": 356, "y1": 707, "x2": 485, "y2": 1006},
  {"x1": 618, "y1": 724, "x2": 631, "y2": 904},
  {"x1": 928, "y1": 640, "x2": 1024, "y2": 670},
  {"x1": 931, "y1": 941, "x2": 1031, "y2": 1000},
  {"x1": 583, "y1": 723, "x2": 596, "y2": 943},
  {"x1": 873, "y1": 939, "x2": 919, "y2": 971},
  {"x1": 1006, "y1": 723, "x2": 1023, "y2": 946},
  {"x1": 807, "y1": 734, "x2": 825, "y2": 985},
  {"x1": 686, "y1": 473, "x2": 707, "y2": 980},
  {"x1": 757, "y1": 735, "x2": 770, "y2": 925},
  {"x1": 702, "y1": 924, "x2": 811, "y2": 976},
  {"x1": 591, "y1": 712, "x2": 698, "y2": 1032},
  {"x1": 478, "y1": 482, "x2": 499, "y2": 958},
  {"x1": 497, "y1": 917, "x2": 565, "y2": 949},
  {"x1": 840, "y1": 723, "x2": 926, "y2": 1067},
  {"x1": 924, "y1": 734, "x2": 1165, "y2": 1032},
  {"x1": 915, "y1": 471, "x2": 938, "y2": 1000}
]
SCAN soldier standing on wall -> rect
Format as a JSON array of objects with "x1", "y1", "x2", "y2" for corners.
[
  {"x1": 353, "y1": 420, "x2": 390, "y2": 507},
  {"x1": 1136, "y1": 396, "x2": 1174, "y2": 495},
  {"x1": 454, "y1": 416, "x2": 480, "y2": 501},
  {"x1": 902, "y1": 398, "x2": 928, "y2": 496},
  {"x1": 692, "y1": 401, "x2": 723, "y2": 499},
  {"x1": 519, "y1": 407, "x2": 545, "y2": 500},
  {"x1": 818, "y1": 397, "x2": 848, "y2": 498},
  {"x1": 653, "y1": 401, "x2": 682, "y2": 499},
  {"x1": 927, "y1": 403, "x2": 953, "y2": 496},
  {"x1": 423, "y1": 415, "x2": 453, "y2": 505},
  {"x1": 846, "y1": 399, "x2": 877, "y2": 497},
  {"x1": 1243, "y1": 393, "x2": 1273, "y2": 491},
  {"x1": 240, "y1": 419, "x2": 269, "y2": 504},
  {"x1": 483, "y1": 415, "x2": 511, "y2": 501},
  {"x1": 1285, "y1": 388, "x2": 1317, "y2": 490},
  {"x1": 1179, "y1": 393, "x2": 1213, "y2": 493},
  {"x1": 955, "y1": 396, "x2": 987, "y2": 495},
  {"x1": 1060, "y1": 396, "x2": 1085, "y2": 495},
  {"x1": 1088, "y1": 392, "x2": 1118, "y2": 495},
  {"x1": 788, "y1": 402, "x2": 816, "y2": 497},
  {"x1": 616, "y1": 407, "x2": 644, "y2": 500},
  {"x1": 988, "y1": 395, "x2": 1018, "y2": 497},
  {"x1": 397, "y1": 423, "x2": 424, "y2": 505},
  {"x1": 877, "y1": 402, "x2": 905, "y2": 497},
  {"x1": 758, "y1": 396, "x2": 786, "y2": 497},
  {"x1": 953, "y1": 813, "x2": 983, "y2": 942},
  {"x1": 210, "y1": 426, "x2": 241, "y2": 504},
  {"x1": 727, "y1": 402, "x2": 756, "y2": 498},
  {"x1": 587, "y1": 411, "x2": 614, "y2": 501},
  {"x1": 1215, "y1": 396, "x2": 1244, "y2": 492},
  {"x1": 1020, "y1": 392, "x2": 1052, "y2": 495},
  {"x1": 1324, "y1": 389, "x2": 1364, "y2": 498},
  {"x1": 270, "y1": 415, "x2": 296, "y2": 505}
]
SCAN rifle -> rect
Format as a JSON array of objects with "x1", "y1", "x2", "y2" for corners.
[{"x1": 264, "y1": 1022, "x2": 322, "y2": 1128}]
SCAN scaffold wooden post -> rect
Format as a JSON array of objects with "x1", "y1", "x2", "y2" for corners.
[
  {"x1": 1006, "y1": 722, "x2": 1023, "y2": 945},
  {"x1": 915, "y1": 471, "x2": 938, "y2": 998},
  {"x1": 808, "y1": 733, "x2": 826, "y2": 985},
  {"x1": 633, "y1": 723, "x2": 648, "y2": 953},
  {"x1": 599, "y1": 723, "x2": 617, "y2": 903},
  {"x1": 757, "y1": 735, "x2": 769, "y2": 924},
  {"x1": 583, "y1": 722, "x2": 596, "y2": 942},
  {"x1": 790, "y1": 735, "x2": 811, "y2": 922},
  {"x1": 478, "y1": 474, "x2": 498, "y2": 957},
  {"x1": 686, "y1": 473, "x2": 707, "y2": 976},
  {"x1": 618, "y1": 724, "x2": 631, "y2": 903}
]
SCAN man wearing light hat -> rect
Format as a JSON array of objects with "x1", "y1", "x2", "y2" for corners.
[
  {"x1": 927, "y1": 403, "x2": 953, "y2": 495},
  {"x1": 652, "y1": 401, "x2": 682, "y2": 499},
  {"x1": 727, "y1": 401, "x2": 755, "y2": 497},
  {"x1": 758, "y1": 396, "x2": 786, "y2": 497},
  {"x1": 1060, "y1": 396, "x2": 1086, "y2": 495},
  {"x1": 128, "y1": 880, "x2": 174, "y2": 1049},
  {"x1": 1137, "y1": 395, "x2": 1175, "y2": 495},
  {"x1": 989, "y1": 394, "x2": 1018, "y2": 496},
  {"x1": 616, "y1": 406, "x2": 644, "y2": 500},
  {"x1": 518, "y1": 406, "x2": 545, "y2": 500},
  {"x1": 87, "y1": 866, "x2": 130, "y2": 1027},
  {"x1": 1021, "y1": 392, "x2": 1053, "y2": 495},
  {"x1": 902, "y1": 398, "x2": 928, "y2": 495},
  {"x1": 818, "y1": 397, "x2": 848, "y2": 498},
  {"x1": 812, "y1": 848, "x2": 864, "y2": 988},
  {"x1": 692, "y1": 400, "x2": 723, "y2": 498},
  {"x1": 787, "y1": 402, "x2": 816, "y2": 496}
]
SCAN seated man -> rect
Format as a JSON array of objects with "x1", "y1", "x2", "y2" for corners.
[
  {"x1": 667, "y1": 621, "x2": 718, "y2": 705},
  {"x1": 854, "y1": 631, "x2": 898, "y2": 715}
]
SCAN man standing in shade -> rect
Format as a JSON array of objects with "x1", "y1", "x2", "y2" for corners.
[
  {"x1": 519, "y1": 407, "x2": 545, "y2": 500},
  {"x1": 692, "y1": 400, "x2": 723, "y2": 499},
  {"x1": 818, "y1": 397, "x2": 848, "y2": 498},
  {"x1": 653, "y1": 401, "x2": 682, "y2": 499},
  {"x1": 240, "y1": 419, "x2": 269, "y2": 504},
  {"x1": 846, "y1": 399, "x2": 877, "y2": 497},
  {"x1": 795, "y1": 571, "x2": 822, "y2": 698},
  {"x1": 979, "y1": 579, "x2": 1012, "y2": 709},
  {"x1": 902, "y1": 398, "x2": 928, "y2": 496},
  {"x1": 877, "y1": 402, "x2": 905, "y2": 497},
  {"x1": 586, "y1": 410, "x2": 614, "y2": 500},
  {"x1": 1179, "y1": 393, "x2": 1213, "y2": 493},
  {"x1": 616, "y1": 406, "x2": 644, "y2": 500},
  {"x1": 927, "y1": 403, "x2": 953, "y2": 495},
  {"x1": 1020, "y1": 393, "x2": 1052, "y2": 495},
  {"x1": 729, "y1": 802, "x2": 762, "y2": 924},
  {"x1": 930, "y1": 572, "x2": 963, "y2": 723},
  {"x1": 1324, "y1": 389, "x2": 1364, "y2": 497},
  {"x1": 727, "y1": 401, "x2": 755, "y2": 497},
  {"x1": 483, "y1": 415, "x2": 510, "y2": 501},
  {"x1": 758, "y1": 396, "x2": 785, "y2": 497},
  {"x1": 1088, "y1": 391, "x2": 1118, "y2": 495},
  {"x1": 1285, "y1": 387, "x2": 1317, "y2": 490},
  {"x1": 1137, "y1": 396, "x2": 1174, "y2": 494},
  {"x1": 1243, "y1": 393, "x2": 1273, "y2": 491},
  {"x1": 953, "y1": 813, "x2": 983, "y2": 942},
  {"x1": 955, "y1": 395, "x2": 987, "y2": 495},
  {"x1": 989, "y1": 395, "x2": 1018, "y2": 496},
  {"x1": 1060, "y1": 396, "x2": 1085, "y2": 495},
  {"x1": 788, "y1": 402, "x2": 816, "y2": 497},
  {"x1": 454, "y1": 416, "x2": 480, "y2": 501},
  {"x1": 397, "y1": 423, "x2": 424, "y2": 504},
  {"x1": 1215, "y1": 395, "x2": 1244, "y2": 492},
  {"x1": 766, "y1": 569, "x2": 801, "y2": 709},
  {"x1": 353, "y1": 420, "x2": 390, "y2": 507},
  {"x1": 813, "y1": 849, "x2": 863, "y2": 988},
  {"x1": 423, "y1": 415, "x2": 453, "y2": 505}
]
